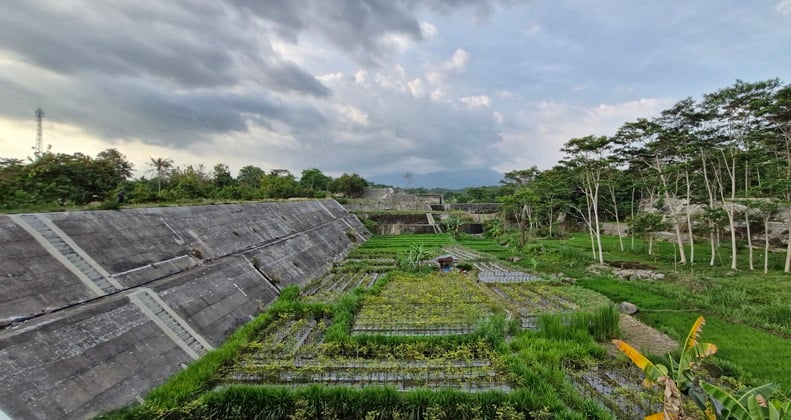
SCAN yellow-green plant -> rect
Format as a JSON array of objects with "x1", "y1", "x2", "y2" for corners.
[
  {"x1": 613, "y1": 316, "x2": 718, "y2": 420},
  {"x1": 700, "y1": 382, "x2": 791, "y2": 420}
]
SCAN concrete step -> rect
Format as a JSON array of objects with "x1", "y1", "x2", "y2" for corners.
[{"x1": 136, "y1": 291, "x2": 208, "y2": 357}]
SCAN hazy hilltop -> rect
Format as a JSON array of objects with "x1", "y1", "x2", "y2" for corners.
[{"x1": 367, "y1": 168, "x2": 503, "y2": 189}]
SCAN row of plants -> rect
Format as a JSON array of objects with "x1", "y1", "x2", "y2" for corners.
[
  {"x1": 456, "y1": 233, "x2": 791, "y2": 412},
  {"x1": 302, "y1": 272, "x2": 374, "y2": 303},
  {"x1": 353, "y1": 272, "x2": 504, "y2": 334},
  {"x1": 101, "y1": 235, "x2": 629, "y2": 419},
  {"x1": 490, "y1": 284, "x2": 576, "y2": 315}
]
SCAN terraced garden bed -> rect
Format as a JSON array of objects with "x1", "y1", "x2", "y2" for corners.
[
  {"x1": 353, "y1": 272, "x2": 504, "y2": 336},
  {"x1": 218, "y1": 308, "x2": 514, "y2": 391},
  {"x1": 489, "y1": 282, "x2": 610, "y2": 328},
  {"x1": 444, "y1": 245, "x2": 540, "y2": 282},
  {"x1": 118, "y1": 234, "x2": 633, "y2": 419}
]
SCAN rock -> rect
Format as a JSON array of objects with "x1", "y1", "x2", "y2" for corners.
[
  {"x1": 509, "y1": 256, "x2": 521, "y2": 263},
  {"x1": 619, "y1": 301, "x2": 638, "y2": 314}
]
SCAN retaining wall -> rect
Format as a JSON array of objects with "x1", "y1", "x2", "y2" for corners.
[{"x1": 0, "y1": 200, "x2": 368, "y2": 419}]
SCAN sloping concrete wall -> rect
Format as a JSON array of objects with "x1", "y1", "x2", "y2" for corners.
[
  {"x1": 0, "y1": 216, "x2": 97, "y2": 325},
  {"x1": 0, "y1": 200, "x2": 369, "y2": 419},
  {"x1": 0, "y1": 296, "x2": 191, "y2": 420}
]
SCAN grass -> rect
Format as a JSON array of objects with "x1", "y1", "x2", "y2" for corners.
[
  {"x1": 459, "y1": 233, "x2": 791, "y2": 397},
  {"x1": 101, "y1": 234, "x2": 628, "y2": 419}
]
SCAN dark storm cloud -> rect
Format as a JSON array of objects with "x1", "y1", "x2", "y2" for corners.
[
  {"x1": 230, "y1": 0, "x2": 521, "y2": 65},
  {"x1": 0, "y1": 1, "x2": 331, "y2": 96},
  {"x1": 0, "y1": 2, "x2": 238, "y2": 87},
  {"x1": 0, "y1": 0, "x2": 521, "y2": 158},
  {"x1": 51, "y1": 77, "x2": 327, "y2": 147}
]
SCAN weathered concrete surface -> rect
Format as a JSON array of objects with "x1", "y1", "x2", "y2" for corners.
[
  {"x1": 248, "y1": 217, "x2": 362, "y2": 287},
  {"x1": 0, "y1": 216, "x2": 96, "y2": 325},
  {"x1": 0, "y1": 295, "x2": 191, "y2": 420},
  {"x1": 0, "y1": 200, "x2": 368, "y2": 419},
  {"x1": 152, "y1": 257, "x2": 280, "y2": 347}
]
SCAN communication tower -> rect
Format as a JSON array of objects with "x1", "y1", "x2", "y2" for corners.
[{"x1": 34, "y1": 108, "x2": 44, "y2": 155}]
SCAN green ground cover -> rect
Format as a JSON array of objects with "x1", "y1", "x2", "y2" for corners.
[
  {"x1": 458, "y1": 234, "x2": 791, "y2": 397},
  {"x1": 354, "y1": 272, "x2": 503, "y2": 334},
  {"x1": 102, "y1": 234, "x2": 625, "y2": 419}
]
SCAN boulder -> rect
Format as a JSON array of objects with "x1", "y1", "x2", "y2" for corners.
[{"x1": 619, "y1": 301, "x2": 638, "y2": 314}]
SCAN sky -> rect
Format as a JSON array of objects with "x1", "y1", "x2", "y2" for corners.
[{"x1": 1, "y1": 0, "x2": 790, "y2": 183}]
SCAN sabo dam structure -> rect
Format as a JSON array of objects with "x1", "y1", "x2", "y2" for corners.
[{"x1": 0, "y1": 200, "x2": 368, "y2": 419}]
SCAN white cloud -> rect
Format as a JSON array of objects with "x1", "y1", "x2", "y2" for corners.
[
  {"x1": 408, "y1": 78, "x2": 426, "y2": 97},
  {"x1": 317, "y1": 72, "x2": 344, "y2": 82},
  {"x1": 353, "y1": 70, "x2": 367, "y2": 84},
  {"x1": 420, "y1": 21, "x2": 438, "y2": 39},
  {"x1": 336, "y1": 104, "x2": 369, "y2": 126},
  {"x1": 427, "y1": 48, "x2": 471, "y2": 84},
  {"x1": 460, "y1": 95, "x2": 491, "y2": 108},
  {"x1": 448, "y1": 48, "x2": 471, "y2": 70},
  {"x1": 777, "y1": 0, "x2": 791, "y2": 15},
  {"x1": 493, "y1": 97, "x2": 673, "y2": 172}
]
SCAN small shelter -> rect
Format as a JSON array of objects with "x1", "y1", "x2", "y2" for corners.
[{"x1": 436, "y1": 254, "x2": 456, "y2": 271}]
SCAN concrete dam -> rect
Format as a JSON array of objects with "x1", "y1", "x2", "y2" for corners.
[{"x1": 0, "y1": 200, "x2": 369, "y2": 419}]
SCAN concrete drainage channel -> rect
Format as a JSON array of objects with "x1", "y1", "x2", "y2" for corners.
[{"x1": 10, "y1": 213, "x2": 122, "y2": 296}]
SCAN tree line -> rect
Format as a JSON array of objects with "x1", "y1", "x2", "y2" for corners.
[
  {"x1": 0, "y1": 151, "x2": 369, "y2": 208},
  {"x1": 5, "y1": 78, "x2": 791, "y2": 273},
  {"x1": 496, "y1": 79, "x2": 791, "y2": 273}
]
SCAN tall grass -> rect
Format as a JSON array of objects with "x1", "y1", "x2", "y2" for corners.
[{"x1": 149, "y1": 384, "x2": 610, "y2": 419}]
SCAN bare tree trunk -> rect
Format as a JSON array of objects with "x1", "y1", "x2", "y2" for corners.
[
  {"x1": 630, "y1": 187, "x2": 636, "y2": 250},
  {"x1": 660, "y1": 171, "x2": 688, "y2": 265},
  {"x1": 654, "y1": 156, "x2": 687, "y2": 265},
  {"x1": 785, "y1": 135, "x2": 791, "y2": 272},
  {"x1": 592, "y1": 183, "x2": 604, "y2": 264},
  {"x1": 709, "y1": 221, "x2": 717, "y2": 266},
  {"x1": 722, "y1": 150, "x2": 738, "y2": 270},
  {"x1": 587, "y1": 207, "x2": 596, "y2": 261},
  {"x1": 684, "y1": 170, "x2": 694, "y2": 264},
  {"x1": 764, "y1": 215, "x2": 770, "y2": 274},
  {"x1": 609, "y1": 184, "x2": 624, "y2": 252},
  {"x1": 786, "y1": 209, "x2": 791, "y2": 273},
  {"x1": 746, "y1": 210, "x2": 754, "y2": 271},
  {"x1": 727, "y1": 207, "x2": 737, "y2": 270},
  {"x1": 701, "y1": 150, "x2": 717, "y2": 266}
]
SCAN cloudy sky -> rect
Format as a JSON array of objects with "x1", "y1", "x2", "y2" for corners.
[{"x1": 1, "y1": 1, "x2": 790, "y2": 182}]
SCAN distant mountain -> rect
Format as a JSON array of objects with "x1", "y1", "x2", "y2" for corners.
[{"x1": 367, "y1": 168, "x2": 503, "y2": 189}]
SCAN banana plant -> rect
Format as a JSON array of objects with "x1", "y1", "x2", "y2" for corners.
[
  {"x1": 700, "y1": 382, "x2": 791, "y2": 420},
  {"x1": 613, "y1": 316, "x2": 718, "y2": 420}
]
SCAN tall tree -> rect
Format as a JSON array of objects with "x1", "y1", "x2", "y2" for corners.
[
  {"x1": 237, "y1": 165, "x2": 266, "y2": 190},
  {"x1": 147, "y1": 157, "x2": 173, "y2": 194},
  {"x1": 299, "y1": 168, "x2": 332, "y2": 193},
  {"x1": 96, "y1": 148, "x2": 134, "y2": 183},
  {"x1": 702, "y1": 79, "x2": 779, "y2": 269},
  {"x1": 561, "y1": 135, "x2": 612, "y2": 264},
  {"x1": 212, "y1": 163, "x2": 234, "y2": 189},
  {"x1": 617, "y1": 118, "x2": 689, "y2": 265},
  {"x1": 766, "y1": 84, "x2": 791, "y2": 272},
  {"x1": 329, "y1": 173, "x2": 368, "y2": 198}
]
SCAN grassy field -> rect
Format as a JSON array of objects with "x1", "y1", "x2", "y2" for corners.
[
  {"x1": 98, "y1": 232, "x2": 791, "y2": 419},
  {"x1": 458, "y1": 233, "x2": 791, "y2": 396},
  {"x1": 102, "y1": 234, "x2": 628, "y2": 419}
]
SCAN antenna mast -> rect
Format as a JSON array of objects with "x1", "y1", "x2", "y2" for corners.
[{"x1": 34, "y1": 108, "x2": 44, "y2": 155}]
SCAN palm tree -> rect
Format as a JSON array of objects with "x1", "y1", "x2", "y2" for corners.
[{"x1": 147, "y1": 157, "x2": 173, "y2": 193}]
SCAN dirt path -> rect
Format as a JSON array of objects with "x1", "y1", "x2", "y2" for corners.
[{"x1": 612, "y1": 313, "x2": 678, "y2": 356}]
